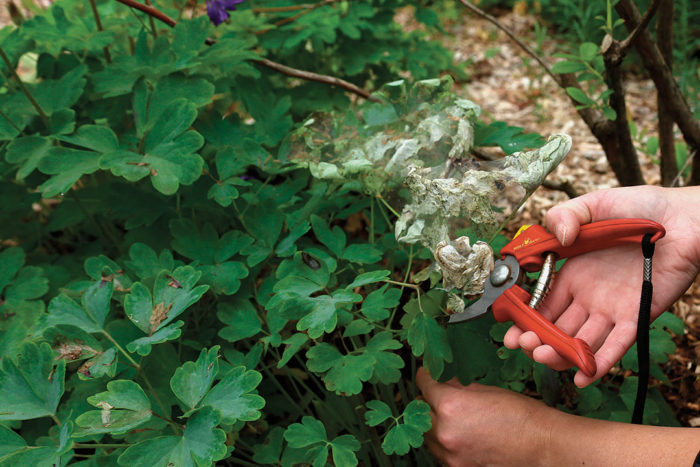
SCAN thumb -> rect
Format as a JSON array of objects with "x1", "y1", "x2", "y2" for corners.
[{"x1": 545, "y1": 190, "x2": 613, "y2": 246}]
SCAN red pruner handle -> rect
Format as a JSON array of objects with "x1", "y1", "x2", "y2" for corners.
[
  {"x1": 501, "y1": 218, "x2": 665, "y2": 272},
  {"x1": 492, "y1": 285, "x2": 597, "y2": 377}
]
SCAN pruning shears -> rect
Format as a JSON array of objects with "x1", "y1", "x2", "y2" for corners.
[{"x1": 448, "y1": 219, "x2": 665, "y2": 377}]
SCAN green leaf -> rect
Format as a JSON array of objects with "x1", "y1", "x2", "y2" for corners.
[
  {"x1": 284, "y1": 416, "x2": 327, "y2": 448},
  {"x1": 361, "y1": 285, "x2": 401, "y2": 321},
  {"x1": 277, "y1": 333, "x2": 309, "y2": 369},
  {"x1": 0, "y1": 421, "x2": 73, "y2": 465},
  {"x1": 602, "y1": 106, "x2": 617, "y2": 121},
  {"x1": 170, "y1": 220, "x2": 250, "y2": 294},
  {"x1": 117, "y1": 407, "x2": 227, "y2": 467},
  {"x1": 311, "y1": 215, "x2": 346, "y2": 257},
  {"x1": 5, "y1": 135, "x2": 52, "y2": 180},
  {"x1": 74, "y1": 380, "x2": 152, "y2": 435},
  {"x1": 77, "y1": 347, "x2": 118, "y2": 380},
  {"x1": 100, "y1": 99, "x2": 204, "y2": 195},
  {"x1": 364, "y1": 400, "x2": 393, "y2": 426},
  {"x1": 343, "y1": 319, "x2": 373, "y2": 337},
  {"x1": 579, "y1": 42, "x2": 599, "y2": 62},
  {"x1": 365, "y1": 331, "x2": 404, "y2": 384},
  {"x1": 124, "y1": 266, "x2": 208, "y2": 335},
  {"x1": 126, "y1": 321, "x2": 185, "y2": 356},
  {"x1": 0, "y1": 342, "x2": 65, "y2": 421},
  {"x1": 566, "y1": 87, "x2": 595, "y2": 105},
  {"x1": 381, "y1": 400, "x2": 431, "y2": 455},
  {"x1": 297, "y1": 295, "x2": 340, "y2": 338},
  {"x1": 307, "y1": 343, "x2": 373, "y2": 395},
  {"x1": 57, "y1": 124, "x2": 119, "y2": 153},
  {"x1": 284, "y1": 417, "x2": 360, "y2": 467},
  {"x1": 125, "y1": 243, "x2": 175, "y2": 281},
  {"x1": 345, "y1": 270, "x2": 390, "y2": 289},
  {"x1": 199, "y1": 366, "x2": 265, "y2": 423},
  {"x1": 217, "y1": 300, "x2": 262, "y2": 342},
  {"x1": 42, "y1": 278, "x2": 113, "y2": 333},
  {"x1": 551, "y1": 60, "x2": 588, "y2": 74},
  {"x1": 37, "y1": 146, "x2": 102, "y2": 198},
  {"x1": 171, "y1": 346, "x2": 220, "y2": 410},
  {"x1": 405, "y1": 312, "x2": 453, "y2": 379},
  {"x1": 342, "y1": 244, "x2": 382, "y2": 264},
  {"x1": 474, "y1": 121, "x2": 545, "y2": 155}
]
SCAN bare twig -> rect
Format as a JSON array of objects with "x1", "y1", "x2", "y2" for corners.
[
  {"x1": 113, "y1": 0, "x2": 376, "y2": 101},
  {"x1": 115, "y1": 0, "x2": 175, "y2": 26},
  {"x1": 254, "y1": 58, "x2": 378, "y2": 101},
  {"x1": 88, "y1": 0, "x2": 112, "y2": 63},
  {"x1": 542, "y1": 179, "x2": 580, "y2": 198},
  {"x1": 458, "y1": 0, "x2": 559, "y2": 84},
  {"x1": 619, "y1": 0, "x2": 660, "y2": 53}
]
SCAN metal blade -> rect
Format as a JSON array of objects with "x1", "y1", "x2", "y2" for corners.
[{"x1": 447, "y1": 255, "x2": 521, "y2": 324}]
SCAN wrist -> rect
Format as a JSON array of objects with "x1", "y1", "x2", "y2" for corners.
[{"x1": 667, "y1": 186, "x2": 700, "y2": 274}]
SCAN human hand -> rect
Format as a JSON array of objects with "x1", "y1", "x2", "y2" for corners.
[
  {"x1": 505, "y1": 186, "x2": 700, "y2": 387},
  {"x1": 416, "y1": 367, "x2": 555, "y2": 467}
]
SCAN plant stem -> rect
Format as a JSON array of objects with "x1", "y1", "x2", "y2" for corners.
[
  {"x1": 143, "y1": 0, "x2": 158, "y2": 39},
  {"x1": 376, "y1": 196, "x2": 400, "y2": 217},
  {"x1": 102, "y1": 331, "x2": 140, "y2": 368},
  {"x1": 88, "y1": 0, "x2": 112, "y2": 63},
  {"x1": 51, "y1": 414, "x2": 62, "y2": 427},
  {"x1": 0, "y1": 45, "x2": 49, "y2": 127},
  {"x1": 383, "y1": 279, "x2": 419, "y2": 291},
  {"x1": 0, "y1": 108, "x2": 22, "y2": 133}
]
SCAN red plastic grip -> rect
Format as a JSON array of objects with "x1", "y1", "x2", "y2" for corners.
[
  {"x1": 500, "y1": 218, "x2": 665, "y2": 272},
  {"x1": 492, "y1": 286, "x2": 597, "y2": 377}
]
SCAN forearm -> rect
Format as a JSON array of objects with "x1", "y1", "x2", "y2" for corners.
[{"x1": 546, "y1": 409, "x2": 700, "y2": 466}]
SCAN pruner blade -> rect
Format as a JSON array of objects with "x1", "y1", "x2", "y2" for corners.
[{"x1": 447, "y1": 255, "x2": 521, "y2": 324}]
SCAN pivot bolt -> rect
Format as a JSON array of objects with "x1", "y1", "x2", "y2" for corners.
[{"x1": 490, "y1": 264, "x2": 511, "y2": 287}]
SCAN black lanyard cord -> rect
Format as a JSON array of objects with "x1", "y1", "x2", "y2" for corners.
[{"x1": 632, "y1": 233, "x2": 655, "y2": 424}]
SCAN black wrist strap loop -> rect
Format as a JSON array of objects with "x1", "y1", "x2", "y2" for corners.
[{"x1": 632, "y1": 233, "x2": 655, "y2": 424}]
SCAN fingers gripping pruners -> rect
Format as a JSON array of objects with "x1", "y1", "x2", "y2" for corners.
[{"x1": 447, "y1": 219, "x2": 665, "y2": 377}]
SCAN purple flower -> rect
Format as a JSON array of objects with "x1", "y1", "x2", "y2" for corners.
[{"x1": 206, "y1": 0, "x2": 244, "y2": 26}]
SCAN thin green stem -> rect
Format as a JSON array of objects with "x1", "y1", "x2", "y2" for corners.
[
  {"x1": 383, "y1": 279, "x2": 419, "y2": 291},
  {"x1": 88, "y1": 0, "x2": 112, "y2": 63},
  {"x1": 0, "y1": 108, "x2": 22, "y2": 133},
  {"x1": 376, "y1": 196, "x2": 400, "y2": 218},
  {"x1": 51, "y1": 414, "x2": 62, "y2": 427},
  {"x1": 102, "y1": 331, "x2": 140, "y2": 368},
  {"x1": 0, "y1": 45, "x2": 49, "y2": 127},
  {"x1": 369, "y1": 197, "x2": 375, "y2": 244},
  {"x1": 144, "y1": 0, "x2": 158, "y2": 39},
  {"x1": 403, "y1": 244, "x2": 414, "y2": 284}
]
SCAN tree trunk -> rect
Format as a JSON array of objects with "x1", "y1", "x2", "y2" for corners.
[
  {"x1": 616, "y1": 0, "x2": 700, "y2": 185},
  {"x1": 657, "y1": 0, "x2": 677, "y2": 186}
]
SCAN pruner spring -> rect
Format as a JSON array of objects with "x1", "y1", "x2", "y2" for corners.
[{"x1": 527, "y1": 253, "x2": 555, "y2": 310}]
